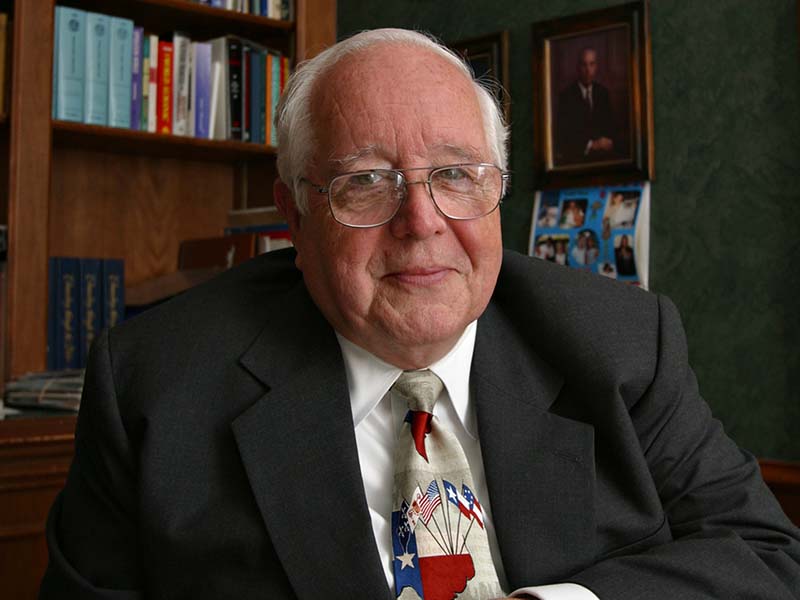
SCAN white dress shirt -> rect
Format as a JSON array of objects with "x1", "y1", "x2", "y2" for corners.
[{"x1": 336, "y1": 322, "x2": 599, "y2": 600}]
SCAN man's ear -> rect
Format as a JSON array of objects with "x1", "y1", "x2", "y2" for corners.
[{"x1": 274, "y1": 178, "x2": 302, "y2": 239}]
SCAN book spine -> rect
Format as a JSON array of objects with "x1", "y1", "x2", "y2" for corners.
[
  {"x1": 148, "y1": 34, "x2": 159, "y2": 132},
  {"x1": 227, "y1": 38, "x2": 242, "y2": 140},
  {"x1": 249, "y1": 49, "x2": 263, "y2": 144},
  {"x1": 52, "y1": 7, "x2": 60, "y2": 119},
  {"x1": 59, "y1": 258, "x2": 81, "y2": 370},
  {"x1": 84, "y1": 12, "x2": 110, "y2": 126},
  {"x1": 172, "y1": 33, "x2": 191, "y2": 135},
  {"x1": 270, "y1": 51, "x2": 280, "y2": 146},
  {"x1": 108, "y1": 17, "x2": 133, "y2": 129},
  {"x1": 264, "y1": 52, "x2": 273, "y2": 146},
  {"x1": 157, "y1": 41, "x2": 174, "y2": 134},
  {"x1": 55, "y1": 7, "x2": 86, "y2": 122},
  {"x1": 130, "y1": 27, "x2": 143, "y2": 130},
  {"x1": 47, "y1": 257, "x2": 58, "y2": 370},
  {"x1": 102, "y1": 259, "x2": 125, "y2": 329},
  {"x1": 79, "y1": 258, "x2": 102, "y2": 368},
  {"x1": 211, "y1": 0, "x2": 224, "y2": 7},
  {"x1": 141, "y1": 35, "x2": 150, "y2": 131},
  {"x1": 241, "y1": 43, "x2": 250, "y2": 142},
  {"x1": 193, "y1": 42, "x2": 212, "y2": 139}
]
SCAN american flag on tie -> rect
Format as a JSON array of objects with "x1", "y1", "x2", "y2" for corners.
[{"x1": 416, "y1": 480, "x2": 442, "y2": 524}]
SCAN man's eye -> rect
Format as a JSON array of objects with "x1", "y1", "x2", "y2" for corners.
[
  {"x1": 438, "y1": 167, "x2": 468, "y2": 181},
  {"x1": 350, "y1": 171, "x2": 384, "y2": 186}
]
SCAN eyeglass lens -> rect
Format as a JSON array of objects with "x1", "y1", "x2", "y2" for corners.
[{"x1": 328, "y1": 164, "x2": 503, "y2": 227}]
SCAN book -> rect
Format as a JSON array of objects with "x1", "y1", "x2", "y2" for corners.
[
  {"x1": 269, "y1": 50, "x2": 280, "y2": 146},
  {"x1": 227, "y1": 37, "x2": 242, "y2": 140},
  {"x1": 209, "y1": 36, "x2": 230, "y2": 139},
  {"x1": 141, "y1": 34, "x2": 151, "y2": 131},
  {"x1": 131, "y1": 27, "x2": 143, "y2": 130},
  {"x1": 241, "y1": 42, "x2": 251, "y2": 142},
  {"x1": 249, "y1": 48, "x2": 265, "y2": 144},
  {"x1": 102, "y1": 259, "x2": 125, "y2": 329},
  {"x1": 84, "y1": 12, "x2": 110, "y2": 126},
  {"x1": 108, "y1": 17, "x2": 134, "y2": 129},
  {"x1": 264, "y1": 51, "x2": 274, "y2": 145},
  {"x1": 53, "y1": 7, "x2": 86, "y2": 122},
  {"x1": 78, "y1": 258, "x2": 101, "y2": 367},
  {"x1": 192, "y1": 42, "x2": 212, "y2": 139},
  {"x1": 148, "y1": 34, "x2": 159, "y2": 132},
  {"x1": 172, "y1": 32, "x2": 191, "y2": 136},
  {"x1": 47, "y1": 257, "x2": 81, "y2": 370},
  {"x1": 157, "y1": 40, "x2": 174, "y2": 134}
]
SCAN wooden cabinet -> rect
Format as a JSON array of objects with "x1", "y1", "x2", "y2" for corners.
[
  {"x1": 5, "y1": 0, "x2": 336, "y2": 380},
  {"x1": 0, "y1": 414, "x2": 76, "y2": 599}
]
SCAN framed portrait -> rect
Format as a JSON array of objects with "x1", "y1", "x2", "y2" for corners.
[
  {"x1": 532, "y1": 1, "x2": 654, "y2": 188},
  {"x1": 450, "y1": 31, "x2": 511, "y2": 124}
]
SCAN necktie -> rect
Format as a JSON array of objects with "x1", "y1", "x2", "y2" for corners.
[{"x1": 390, "y1": 370, "x2": 504, "y2": 600}]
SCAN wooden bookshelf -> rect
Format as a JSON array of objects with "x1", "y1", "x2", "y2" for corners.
[
  {"x1": 3, "y1": 0, "x2": 336, "y2": 379},
  {"x1": 52, "y1": 120, "x2": 278, "y2": 161}
]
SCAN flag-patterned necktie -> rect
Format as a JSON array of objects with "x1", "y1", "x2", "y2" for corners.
[{"x1": 390, "y1": 370, "x2": 504, "y2": 600}]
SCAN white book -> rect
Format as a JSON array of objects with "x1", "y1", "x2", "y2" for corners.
[
  {"x1": 209, "y1": 37, "x2": 229, "y2": 140},
  {"x1": 172, "y1": 33, "x2": 191, "y2": 136},
  {"x1": 147, "y1": 34, "x2": 158, "y2": 132},
  {"x1": 208, "y1": 62, "x2": 223, "y2": 140}
]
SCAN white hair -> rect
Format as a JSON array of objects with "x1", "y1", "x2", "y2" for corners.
[{"x1": 274, "y1": 28, "x2": 509, "y2": 213}]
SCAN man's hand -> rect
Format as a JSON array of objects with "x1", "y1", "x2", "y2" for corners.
[{"x1": 590, "y1": 137, "x2": 613, "y2": 152}]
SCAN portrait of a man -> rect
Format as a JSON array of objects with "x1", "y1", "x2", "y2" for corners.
[{"x1": 549, "y1": 26, "x2": 632, "y2": 168}]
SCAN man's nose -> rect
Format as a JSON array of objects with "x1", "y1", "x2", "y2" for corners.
[{"x1": 388, "y1": 179, "x2": 448, "y2": 239}]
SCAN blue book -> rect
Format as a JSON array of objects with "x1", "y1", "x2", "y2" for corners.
[
  {"x1": 211, "y1": 0, "x2": 224, "y2": 7},
  {"x1": 79, "y1": 258, "x2": 102, "y2": 368},
  {"x1": 130, "y1": 27, "x2": 143, "y2": 131},
  {"x1": 270, "y1": 51, "x2": 280, "y2": 146},
  {"x1": 249, "y1": 49, "x2": 262, "y2": 144},
  {"x1": 54, "y1": 7, "x2": 86, "y2": 122},
  {"x1": 84, "y1": 12, "x2": 110, "y2": 125},
  {"x1": 193, "y1": 42, "x2": 212, "y2": 139},
  {"x1": 52, "y1": 7, "x2": 59, "y2": 119},
  {"x1": 46, "y1": 257, "x2": 58, "y2": 369},
  {"x1": 102, "y1": 259, "x2": 125, "y2": 329},
  {"x1": 48, "y1": 257, "x2": 81, "y2": 370},
  {"x1": 109, "y1": 17, "x2": 134, "y2": 128}
]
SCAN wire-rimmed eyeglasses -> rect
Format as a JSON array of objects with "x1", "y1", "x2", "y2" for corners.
[{"x1": 300, "y1": 163, "x2": 509, "y2": 228}]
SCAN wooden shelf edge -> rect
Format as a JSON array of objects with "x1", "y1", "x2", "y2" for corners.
[
  {"x1": 52, "y1": 120, "x2": 277, "y2": 162},
  {"x1": 58, "y1": 0, "x2": 295, "y2": 33}
]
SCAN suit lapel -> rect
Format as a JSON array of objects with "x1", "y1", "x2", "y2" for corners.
[
  {"x1": 474, "y1": 302, "x2": 597, "y2": 587},
  {"x1": 231, "y1": 283, "x2": 391, "y2": 600}
]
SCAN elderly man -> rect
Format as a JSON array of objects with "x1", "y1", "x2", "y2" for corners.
[{"x1": 41, "y1": 29, "x2": 799, "y2": 600}]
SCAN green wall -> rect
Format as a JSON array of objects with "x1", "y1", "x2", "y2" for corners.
[{"x1": 338, "y1": 0, "x2": 800, "y2": 459}]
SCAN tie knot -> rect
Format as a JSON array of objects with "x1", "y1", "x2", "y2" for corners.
[{"x1": 392, "y1": 370, "x2": 443, "y2": 414}]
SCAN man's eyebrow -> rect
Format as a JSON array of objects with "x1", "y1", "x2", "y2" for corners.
[
  {"x1": 430, "y1": 144, "x2": 484, "y2": 163},
  {"x1": 327, "y1": 146, "x2": 382, "y2": 170}
]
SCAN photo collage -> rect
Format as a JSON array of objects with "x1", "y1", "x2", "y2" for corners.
[{"x1": 528, "y1": 183, "x2": 650, "y2": 287}]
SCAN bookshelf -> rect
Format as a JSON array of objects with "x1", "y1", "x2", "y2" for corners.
[{"x1": 5, "y1": 0, "x2": 336, "y2": 379}]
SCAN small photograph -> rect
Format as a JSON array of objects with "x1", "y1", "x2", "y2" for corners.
[
  {"x1": 614, "y1": 233, "x2": 637, "y2": 276},
  {"x1": 604, "y1": 189, "x2": 641, "y2": 228},
  {"x1": 599, "y1": 262, "x2": 617, "y2": 279},
  {"x1": 558, "y1": 198, "x2": 587, "y2": 229},
  {"x1": 571, "y1": 229, "x2": 599, "y2": 266},
  {"x1": 536, "y1": 192, "x2": 560, "y2": 228},
  {"x1": 533, "y1": 233, "x2": 571, "y2": 266}
]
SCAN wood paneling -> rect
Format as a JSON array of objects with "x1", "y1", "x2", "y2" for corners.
[
  {"x1": 0, "y1": 415, "x2": 75, "y2": 600},
  {"x1": 7, "y1": 1, "x2": 54, "y2": 375}
]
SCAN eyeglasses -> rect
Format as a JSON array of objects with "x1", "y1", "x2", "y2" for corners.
[{"x1": 300, "y1": 163, "x2": 509, "y2": 228}]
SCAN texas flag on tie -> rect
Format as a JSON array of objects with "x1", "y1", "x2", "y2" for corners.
[{"x1": 462, "y1": 484, "x2": 485, "y2": 529}]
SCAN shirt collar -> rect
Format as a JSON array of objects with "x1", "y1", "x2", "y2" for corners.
[{"x1": 336, "y1": 321, "x2": 478, "y2": 438}]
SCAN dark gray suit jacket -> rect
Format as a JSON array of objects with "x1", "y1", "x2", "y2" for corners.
[{"x1": 40, "y1": 249, "x2": 800, "y2": 599}]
